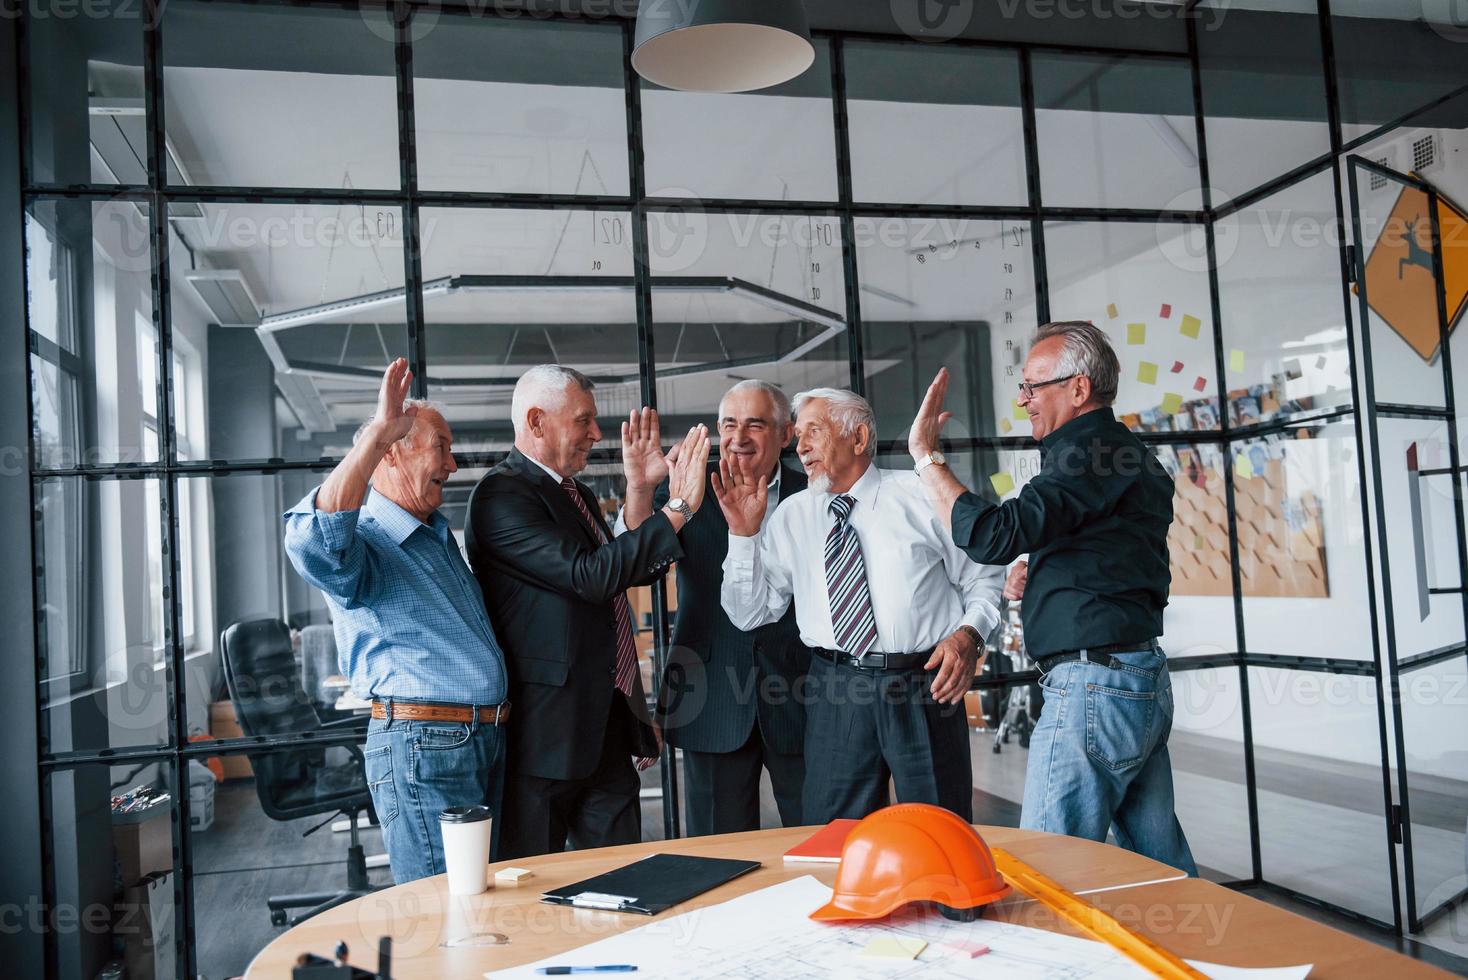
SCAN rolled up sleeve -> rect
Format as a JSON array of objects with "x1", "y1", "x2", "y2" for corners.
[{"x1": 282, "y1": 489, "x2": 373, "y2": 606}]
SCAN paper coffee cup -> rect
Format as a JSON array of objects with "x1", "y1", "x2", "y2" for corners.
[{"x1": 440, "y1": 805, "x2": 493, "y2": 895}]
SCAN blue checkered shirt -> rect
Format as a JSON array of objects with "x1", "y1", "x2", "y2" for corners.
[{"x1": 283, "y1": 488, "x2": 507, "y2": 705}]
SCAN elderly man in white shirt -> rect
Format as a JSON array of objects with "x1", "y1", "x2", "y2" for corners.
[{"x1": 713, "y1": 387, "x2": 1004, "y2": 823}]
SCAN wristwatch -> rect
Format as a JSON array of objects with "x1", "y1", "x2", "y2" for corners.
[
  {"x1": 666, "y1": 497, "x2": 693, "y2": 522},
  {"x1": 914, "y1": 450, "x2": 947, "y2": 476},
  {"x1": 958, "y1": 624, "x2": 983, "y2": 646}
]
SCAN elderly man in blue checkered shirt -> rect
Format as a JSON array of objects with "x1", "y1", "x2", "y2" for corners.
[{"x1": 283, "y1": 357, "x2": 509, "y2": 884}]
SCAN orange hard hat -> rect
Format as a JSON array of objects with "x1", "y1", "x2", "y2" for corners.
[{"x1": 809, "y1": 803, "x2": 1011, "y2": 922}]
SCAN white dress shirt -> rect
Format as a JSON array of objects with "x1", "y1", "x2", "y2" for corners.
[{"x1": 721, "y1": 463, "x2": 1004, "y2": 653}]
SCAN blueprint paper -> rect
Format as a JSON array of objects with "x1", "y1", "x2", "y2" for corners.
[{"x1": 487, "y1": 876, "x2": 1311, "y2": 980}]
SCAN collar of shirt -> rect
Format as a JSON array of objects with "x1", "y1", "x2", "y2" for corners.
[
  {"x1": 1041, "y1": 405, "x2": 1116, "y2": 449},
  {"x1": 815, "y1": 461, "x2": 882, "y2": 520},
  {"x1": 364, "y1": 488, "x2": 442, "y2": 544},
  {"x1": 523, "y1": 451, "x2": 568, "y2": 484}
]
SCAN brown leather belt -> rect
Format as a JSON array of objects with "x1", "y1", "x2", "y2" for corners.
[{"x1": 370, "y1": 700, "x2": 512, "y2": 724}]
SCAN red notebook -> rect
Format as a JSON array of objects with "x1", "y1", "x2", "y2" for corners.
[{"x1": 782, "y1": 819, "x2": 859, "y2": 863}]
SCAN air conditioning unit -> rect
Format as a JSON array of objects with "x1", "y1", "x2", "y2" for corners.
[
  {"x1": 183, "y1": 269, "x2": 262, "y2": 327},
  {"x1": 89, "y1": 97, "x2": 203, "y2": 219}
]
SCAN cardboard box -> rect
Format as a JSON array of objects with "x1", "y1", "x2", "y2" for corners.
[
  {"x1": 207, "y1": 701, "x2": 254, "y2": 779},
  {"x1": 111, "y1": 805, "x2": 172, "y2": 887},
  {"x1": 118, "y1": 871, "x2": 175, "y2": 980}
]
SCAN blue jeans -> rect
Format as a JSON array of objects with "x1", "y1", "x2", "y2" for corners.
[
  {"x1": 1020, "y1": 647, "x2": 1198, "y2": 876},
  {"x1": 363, "y1": 715, "x2": 506, "y2": 884}
]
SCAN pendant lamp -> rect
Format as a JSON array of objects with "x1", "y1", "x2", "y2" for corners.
[{"x1": 632, "y1": 0, "x2": 815, "y2": 93}]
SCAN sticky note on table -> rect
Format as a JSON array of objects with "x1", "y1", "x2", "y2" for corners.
[
  {"x1": 999, "y1": 417, "x2": 1012, "y2": 434},
  {"x1": 1180, "y1": 314, "x2": 1202, "y2": 338},
  {"x1": 1235, "y1": 452, "x2": 1255, "y2": 479},
  {"x1": 1160, "y1": 303, "x2": 1172, "y2": 318},
  {"x1": 861, "y1": 936, "x2": 927, "y2": 960},
  {"x1": 1106, "y1": 302, "x2": 1118, "y2": 319},
  {"x1": 1137, "y1": 361, "x2": 1158, "y2": 384},
  {"x1": 495, "y1": 867, "x2": 534, "y2": 884},
  {"x1": 1012, "y1": 400, "x2": 1028, "y2": 421},
  {"x1": 936, "y1": 940, "x2": 990, "y2": 959},
  {"x1": 1229, "y1": 348, "x2": 1245, "y2": 372},
  {"x1": 990, "y1": 472, "x2": 1016, "y2": 497},
  {"x1": 1316, "y1": 355, "x2": 1328, "y2": 369},
  {"x1": 1171, "y1": 360, "x2": 1184, "y2": 374},
  {"x1": 1161, "y1": 392, "x2": 1183, "y2": 415},
  {"x1": 1194, "y1": 376, "x2": 1207, "y2": 392},
  {"x1": 1127, "y1": 322, "x2": 1146, "y2": 345}
]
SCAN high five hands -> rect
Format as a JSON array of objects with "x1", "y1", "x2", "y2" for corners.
[
  {"x1": 908, "y1": 367, "x2": 955, "y2": 463},
  {"x1": 620, "y1": 407, "x2": 711, "y2": 513},
  {"x1": 372, "y1": 357, "x2": 418, "y2": 446},
  {"x1": 710, "y1": 452, "x2": 768, "y2": 538}
]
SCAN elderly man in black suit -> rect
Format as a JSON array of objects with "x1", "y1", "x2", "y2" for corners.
[
  {"x1": 618, "y1": 380, "x2": 808, "y2": 836},
  {"x1": 466, "y1": 364, "x2": 710, "y2": 859}
]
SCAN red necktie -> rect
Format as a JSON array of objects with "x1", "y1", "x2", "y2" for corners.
[{"x1": 559, "y1": 478, "x2": 638, "y2": 696}]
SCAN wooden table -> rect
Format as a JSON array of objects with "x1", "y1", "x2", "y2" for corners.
[{"x1": 246, "y1": 826, "x2": 1448, "y2": 978}]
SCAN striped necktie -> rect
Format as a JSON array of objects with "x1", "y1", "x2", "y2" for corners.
[
  {"x1": 559, "y1": 477, "x2": 638, "y2": 697},
  {"x1": 825, "y1": 494, "x2": 878, "y2": 658}
]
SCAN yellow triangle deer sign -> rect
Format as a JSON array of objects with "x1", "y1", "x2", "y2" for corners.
[{"x1": 1361, "y1": 181, "x2": 1468, "y2": 364}]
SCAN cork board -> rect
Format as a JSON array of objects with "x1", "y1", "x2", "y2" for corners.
[{"x1": 1169, "y1": 456, "x2": 1329, "y2": 598}]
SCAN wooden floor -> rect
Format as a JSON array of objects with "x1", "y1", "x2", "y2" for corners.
[{"x1": 189, "y1": 730, "x2": 1468, "y2": 979}]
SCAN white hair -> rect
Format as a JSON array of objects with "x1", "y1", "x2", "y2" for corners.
[
  {"x1": 352, "y1": 398, "x2": 447, "y2": 447},
  {"x1": 718, "y1": 379, "x2": 792, "y2": 425},
  {"x1": 511, "y1": 364, "x2": 595, "y2": 434},
  {"x1": 792, "y1": 387, "x2": 877, "y2": 459},
  {"x1": 1035, "y1": 320, "x2": 1120, "y2": 406}
]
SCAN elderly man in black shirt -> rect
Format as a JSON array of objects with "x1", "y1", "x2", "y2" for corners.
[{"x1": 907, "y1": 320, "x2": 1196, "y2": 875}]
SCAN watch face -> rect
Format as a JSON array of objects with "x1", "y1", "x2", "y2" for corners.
[{"x1": 932, "y1": 451, "x2": 946, "y2": 465}]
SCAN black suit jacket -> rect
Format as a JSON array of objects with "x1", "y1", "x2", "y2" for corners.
[
  {"x1": 655, "y1": 462, "x2": 809, "y2": 755},
  {"x1": 465, "y1": 449, "x2": 682, "y2": 782}
]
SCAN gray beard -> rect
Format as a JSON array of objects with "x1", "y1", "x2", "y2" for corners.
[{"x1": 808, "y1": 473, "x2": 831, "y2": 494}]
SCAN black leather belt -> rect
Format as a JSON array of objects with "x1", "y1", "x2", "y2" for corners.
[
  {"x1": 1035, "y1": 640, "x2": 1157, "y2": 675},
  {"x1": 812, "y1": 647, "x2": 931, "y2": 671}
]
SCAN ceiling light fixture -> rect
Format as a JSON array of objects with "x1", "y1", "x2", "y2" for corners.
[{"x1": 632, "y1": 0, "x2": 814, "y2": 93}]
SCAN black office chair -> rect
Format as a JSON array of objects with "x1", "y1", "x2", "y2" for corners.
[{"x1": 219, "y1": 618, "x2": 381, "y2": 927}]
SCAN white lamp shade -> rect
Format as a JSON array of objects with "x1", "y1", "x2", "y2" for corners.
[{"x1": 632, "y1": 0, "x2": 815, "y2": 93}]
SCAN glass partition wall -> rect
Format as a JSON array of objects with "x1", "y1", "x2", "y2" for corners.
[{"x1": 16, "y1": 2, "x2": 1468, "y2": 973}]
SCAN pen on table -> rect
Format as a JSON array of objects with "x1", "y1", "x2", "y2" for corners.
[{"x1": 534, "y1": 967, "x2": 638, "y2": 975}]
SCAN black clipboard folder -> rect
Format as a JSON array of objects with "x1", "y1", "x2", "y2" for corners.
[{"x1": 540, "y1": 853, "x2": 761, "y2": 915}]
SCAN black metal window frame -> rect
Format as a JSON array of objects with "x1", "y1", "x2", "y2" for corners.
[{"x1": 14, "y1": 0, "x2": 1468, "y2": 972}]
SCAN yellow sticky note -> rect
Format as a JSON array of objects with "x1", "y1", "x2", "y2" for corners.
[
  {"x1": 1127, "y1": 322, "x2": 1146, "y2": 345},
  {"x1": 1235, "y1": 452, "x2": 1255, "y2": 479},
  {"x1": 1012, "y1": 400, "x2": 1028, "y2": 421},
  {"x1": 999, "y1": 416, "x2": 1013, "y2": 434},
  {"x1": 861, "y1": 937, "x2": 928, "y2": 960},
  {"x1": 1137, "y1": 361, "x2": 1158, "y2": 385},
  {"x1": 1161, "y1": 392, "x2": 1184, "y2": 415},
  {"x1": 1180, "y1": 314, "x2": 1202, "y2": 339},
  {"x1": 494, "y1": 867, "x2": 534, "y2": 884},
  {"x1": 990, "y1": 472, "x2": 1015, "y2": 497},
  {"x1": 1106, "y1": 302, "x2": 1119, "y2": 319},
  {"x1": 1229, "y1": 348, "x2": 1245, "y2": 372}
]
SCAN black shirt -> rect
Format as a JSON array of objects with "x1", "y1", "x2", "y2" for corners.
[{"x1": 950, "y1": 406, "x2": 1172, "y2": 658}]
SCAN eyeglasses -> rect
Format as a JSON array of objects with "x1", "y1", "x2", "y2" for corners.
[{"x1": 1017, "y1": 374, "x2": 1077, "y2": 400}]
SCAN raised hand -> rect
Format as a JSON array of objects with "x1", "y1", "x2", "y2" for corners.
[
  {"x1": 711, "y1": 452, "x2": 768, "y2": 537},
  {"x1": 373, "y1": 357, "x2": 417, "y2": 445},
  {"x1": 621, "y1": 407, "x2": 668, "y2": 492},
  {"x1": 667, "y1": 424, "x2": 711, "y2": 511},
  {"x1": 909, "y1": 367, "x2": 955, "y2": 462}
]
